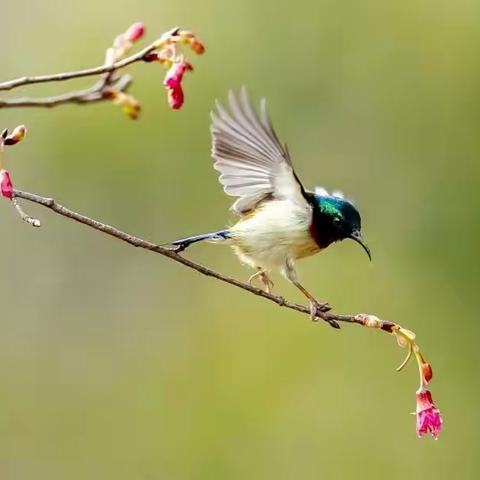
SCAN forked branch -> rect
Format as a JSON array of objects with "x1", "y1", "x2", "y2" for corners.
[{"x1": 0, "y1": 24, "x2": 204, "y2": 112}]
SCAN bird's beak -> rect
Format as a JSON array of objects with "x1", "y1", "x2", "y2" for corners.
[{"x1": 349, "y1": 230, "x2": 371, "y2": 261}]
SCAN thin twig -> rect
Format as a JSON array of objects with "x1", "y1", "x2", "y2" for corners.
[
  {"x1": 12, "y1": 188, "x2": 396, "y2": 333},
  {"x1": 0, "y1": 43, "x2": 158, "y2": 91},
  {"x1": 0, "y1": 75, "x2": 132, "y2": 109}
]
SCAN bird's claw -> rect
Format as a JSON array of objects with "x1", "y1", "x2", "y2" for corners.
[
  {"x1": 248, "y1": 270, "x2": 274, "y2": 294},
  {"x1": 260, "y1": 273, "x2": 274, "y2": 294},
  {"x1": 309, "y1": 300, "x2": 340, "y2": 329},
  {"x1": 309, "y1": 301, "x2": 332, "y2": 317}
]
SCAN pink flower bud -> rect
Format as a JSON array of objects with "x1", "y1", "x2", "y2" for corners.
[
  {"x1": 4, "y1": 125, "x2": 27, "y2": 146},
  {"x1": 163, "y1": 61, "x2": 192, "y2": 110},
  {"x1": 125, "y1": 22, "x2": 145, "y2": 43},
  {"x1": 0, "y1": 169, "x2": 13, "y2": 199},
  {"x1": 416, "y1": 390, "x2": 443, "y2": 439}
]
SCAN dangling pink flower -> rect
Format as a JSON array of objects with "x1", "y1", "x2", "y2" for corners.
[
  {"x1": 163, "y1": 61, "x2": 192, "y2": 110},
  {"x1": 416, "y1": 389, "x2": 443, "y2": 439},
  {"x1": 0, "y1": 169, "x2": 13, "y2": 199}
]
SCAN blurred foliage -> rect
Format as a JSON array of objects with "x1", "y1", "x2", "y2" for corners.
[{"x1": 1, "y1": 0, "x2": 479, "y2": 479}]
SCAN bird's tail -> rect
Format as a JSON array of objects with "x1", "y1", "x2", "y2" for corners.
[{"x1": 167, "y1": 229, "x2": 231, "y2": 252}]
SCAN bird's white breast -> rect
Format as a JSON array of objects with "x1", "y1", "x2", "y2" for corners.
[{"x1": 229, "y1": 199, "x2": 320, "y2": 271}]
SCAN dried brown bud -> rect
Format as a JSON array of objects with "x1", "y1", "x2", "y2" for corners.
[{"x1": 4, "y1": 125, "x2": 27, "y2": 146}]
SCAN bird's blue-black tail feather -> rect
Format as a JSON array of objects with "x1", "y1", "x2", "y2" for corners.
[{"x1": 169, "y1": 229, "x2": 231, "y2": 252}]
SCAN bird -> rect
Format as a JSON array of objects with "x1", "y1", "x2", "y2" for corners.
[{"x1": 168, "y1": 87, "x2": 371, "y2": 328}]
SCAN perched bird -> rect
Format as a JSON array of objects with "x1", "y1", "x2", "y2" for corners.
[{"x1": 170, "y1": 87, "x2": 371, "y2": 328}]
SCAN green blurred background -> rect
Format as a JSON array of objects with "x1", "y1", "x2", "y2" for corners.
[{"x1": 1, "y1": 0, "x2": 478, "y2": 478}]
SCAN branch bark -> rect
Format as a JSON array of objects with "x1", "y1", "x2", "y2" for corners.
[
  {"x1": 0, "y1": 43, "x2": 157, "y2": 92},
  {"x1": 12, "y1": 188, "x2": 396, "y2": 333},
  {"x1": 0, "y1": 75, "x2": 132, "y2": 109}
]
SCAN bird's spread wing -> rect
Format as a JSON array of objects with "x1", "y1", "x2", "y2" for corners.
[{"x1": 211, "y1": 87, "x2": 307, "y2": 215}]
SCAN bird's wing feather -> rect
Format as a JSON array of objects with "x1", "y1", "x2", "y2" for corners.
[{"x1": 211, "y1": 87, "x2": 307, "y2": 215}]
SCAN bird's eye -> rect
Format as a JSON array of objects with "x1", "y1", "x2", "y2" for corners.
[{"x1": 333, "y1": 217, "x2": 342, "y2": 225}]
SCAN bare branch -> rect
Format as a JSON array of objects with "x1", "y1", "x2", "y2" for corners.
[
  {"x1": 0, "y1": 44, "x2": 157, "y2": 92},
  {"x1": 12, "y1": 188, "x2": 396, "y2": 333},
  {"x1": 0, "y1": 75, "x2": 132, "y2": 109}
]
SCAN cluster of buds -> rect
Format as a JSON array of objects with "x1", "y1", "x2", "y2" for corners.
[
  {"x1": 144, "y1": 28, "x2": 205, "y2": 110},
  {"x1": 103, "y1": 22, "x2": 146, "y2": 119},
  {"x1": 355, "y1": 314, "x2": 443, "y2": 439},
  {"x1": 0, "y1": 126, "x2": 40, "y2": 227},
  {"x1": 104, "y1": 23, "x2": 204, "y2": 118}
]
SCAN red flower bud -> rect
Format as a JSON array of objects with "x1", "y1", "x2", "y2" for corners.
[
  {"x1": 0, "y1": 169, "x2": 13, "y2": 199},
  {"x1": 125, "y1": 22, "x2": 145, "y2": 43},
  {"x1": 416, "y1": 390, "x2": 443, "y2": 439},
  {"x1": 189, "y1": 38, "x2": 205, "y2": 54}
]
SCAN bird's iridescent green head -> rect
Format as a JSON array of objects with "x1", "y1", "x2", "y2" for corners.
[{"x1": 311, "y1": 194, "x2": 371, "y2": 260}]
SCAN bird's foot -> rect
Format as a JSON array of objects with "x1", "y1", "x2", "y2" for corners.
[
  {"x1": 308, "y1": 300, "x2": 340, "y2": 329},
  {"x1": 248, "y1": 269, "x2": 274, "y2": 294},
  {"x1": 259, "y1": 272, "x2": 274, "y2": 294}
]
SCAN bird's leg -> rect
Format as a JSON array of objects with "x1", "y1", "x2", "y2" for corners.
[
  {"x1": 283, "y1": 259, "x2": 339, "y2": 329},
  {"x1": 249, "y1": 268, "x2": 274, "y2": 293},
  {"x1": 248, "y1": 269, "x2": 263, "y2": 287},
  {"x1": 259, "y1": 271, "x2": 274, "y2": 294},
  {"x1": 292, "y1": 280, "x2": 332, "y2": 315}
]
